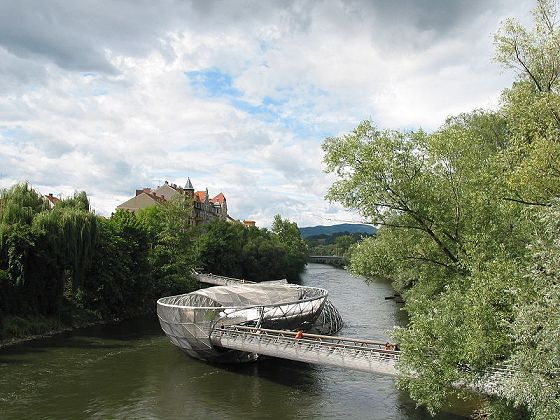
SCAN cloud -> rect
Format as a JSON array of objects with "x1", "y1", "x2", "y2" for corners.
[{"x1": 0, "y1": 0, "x2": 534, "y2": 226}]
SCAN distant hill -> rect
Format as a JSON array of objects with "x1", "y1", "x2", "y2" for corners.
[{"x1": 299, "y1": 223, "x2": 377, "y2": 238}]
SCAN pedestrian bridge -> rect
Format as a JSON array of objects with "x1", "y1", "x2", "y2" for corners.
[
  {"x1": 197, "y1": 273, "x2": 287, "y2": 287},
  {"x1": 210, "y1": 325, "x2": 512, "y2": 396},
  {"x1": 210, "y1": 324, "x2": 399, "y2": 375}
]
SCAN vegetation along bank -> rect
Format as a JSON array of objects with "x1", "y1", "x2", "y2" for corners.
[
  {"x1": 322, "y1": 1, "x2": 560, "y2": 418},
  {"x1": 0, "y1": 184, "x2": 308, "y2": 344}
]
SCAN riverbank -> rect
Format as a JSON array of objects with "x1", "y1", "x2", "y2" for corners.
[
  {"x1": 0, "y1": 307, "x2": 157, "y2": 349},
  {"x1": 0, "y1": 314, "x2": 102, "y2": 349}
]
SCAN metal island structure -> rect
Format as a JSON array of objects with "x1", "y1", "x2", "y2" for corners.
[
  {"x1": 156, "y1": 275, "x2": 343, "y2": 361},
  {"x1": 157, "y1": 273, "x2": 400, "y2": 374}
]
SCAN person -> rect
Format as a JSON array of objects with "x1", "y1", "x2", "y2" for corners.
[
  {"x1": 384, "y1": 342, "x2": 393, "y2": 351},
  {"x1": 295, "y1": 330, "x2": 304, "y2": 340}
]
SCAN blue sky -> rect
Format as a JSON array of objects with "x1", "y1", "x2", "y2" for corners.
[{"x1": 0, "y1": 0, "x2": 533, "y2": 226}]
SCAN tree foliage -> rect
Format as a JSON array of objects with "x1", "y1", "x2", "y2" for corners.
[
  {"x1": 0, "y1": 184, "x2": 199, "y2": 336},
  {"x1": 271, "y1": 215, "x2": 308, "y2": 280},
  {"x1": 196, "y1": 217, "x2": 308, "y2": 282},
  {"x1": 0, "y1": 183, "x2": 98, "y2": 316},
  {"x1": 322, "y1": 1, "x2": 560, "y2": 417},
  {"x1": 0, "y1": 181, "x2": 308, "y2": 337},
  {"x1": 138, "y1": 195, "x2": 198, "y2": 294},
  {"x1": 506, "y1": 201, "x2": 560, "y2": 419}
]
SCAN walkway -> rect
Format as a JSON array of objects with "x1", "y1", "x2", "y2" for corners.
[
  {"x1": 308, "y1": 255, "x2": 346, "y2": 265},
  {"x1": 210, "y1": 325, "x2": 399, "y2": 375}
]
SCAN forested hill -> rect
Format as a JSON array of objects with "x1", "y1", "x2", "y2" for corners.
[{"x1": 299, "y1": 223, "x2": 376, "y2": 238}]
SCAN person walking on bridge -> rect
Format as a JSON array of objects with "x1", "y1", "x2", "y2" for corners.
[{"x1": 295, "y1": 330, "x2": 304, "y2": 340}]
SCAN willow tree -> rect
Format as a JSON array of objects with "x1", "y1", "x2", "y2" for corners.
[
  {"x1": 0, "y1": 184, "x2": 98, "y2": 315},
  {"x1": 33, "y1": 205, "x2": 98, "y2": 292},
  {"x1": 0, "y1": 183, "x2": 47, "y2": 314},
  {"x1": 0, "y1": 182, "x2": 46, "y2": 234}
]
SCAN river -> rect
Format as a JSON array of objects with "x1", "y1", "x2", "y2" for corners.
[{"x1": 0, "y1": 264, "x2": 470, "y2": 419}]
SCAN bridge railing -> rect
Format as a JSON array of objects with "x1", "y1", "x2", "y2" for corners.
[{"x1": 211, "y1": 324, "x2": 400, "y2": 360}]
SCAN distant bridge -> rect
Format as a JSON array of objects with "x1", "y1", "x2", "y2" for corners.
[
  {"x1": 196, "y1": 273, "x2": 287, "y2": 287},
  {"x1": 308, "y1": 255, "x2": 346, "y2": 265}
]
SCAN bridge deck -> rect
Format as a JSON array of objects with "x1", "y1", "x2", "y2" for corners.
[{"x1": 210, "y1": 325, "x2": 399, "y2": 375}]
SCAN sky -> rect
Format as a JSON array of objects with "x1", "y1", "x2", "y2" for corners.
[{"x1": 0, "y1": 0, "x2": 533, "y2": 227}]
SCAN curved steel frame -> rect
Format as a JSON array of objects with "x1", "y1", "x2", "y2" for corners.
[{"x1": 157, "y1": 284, "x2": 331, "y2": 362}]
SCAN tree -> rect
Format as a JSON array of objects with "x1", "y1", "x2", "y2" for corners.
[
  {"x1": 334, "y1": 234, "x2": 355, "y2": 256},
  {"x1": 495, "y1": 0, "x2": 560, "y2": 207},
  {"x1": 506, "y1": 201, "x2": 560, "y2": 419},
  {"x1": 194, "y1": 220, "x2": 245, "y2": 278},
  {"x1": 0, "y1": 184, "x2": 98, "y2": 316},
  {"x1": 322, "y1": 2, "x2": 560, "y2": 416},
  {"x1": 323, "y1": 112, "x2": 530, "y2": 413},
  {"x1": 271, "y1": 214, "x2": 308, "y2": 280},
  {"x1": 137, "y1": 195, "x2": 198, "y2": 295},
  {"x1": 242, "y1": 235, "x2": 288, "y2": 281},
  {"x1": 83, "y1": 213, "x2": 152, "y2": 320},
  {"x1": 495, "y1": 0, "x2": 560, "y2": 94}
]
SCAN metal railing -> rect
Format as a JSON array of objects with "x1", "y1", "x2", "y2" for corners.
[{"x1": 210, "y1": 325, "x2": 400, "y2": 375}]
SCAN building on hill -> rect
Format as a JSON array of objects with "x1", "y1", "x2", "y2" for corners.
[{"x1": 116, "y1": 178, "x2": 229, "y2": 226}]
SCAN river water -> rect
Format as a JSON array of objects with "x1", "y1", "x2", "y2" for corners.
[{"x1": 0, "y1": 264, "x2": 469, "y2": 419}]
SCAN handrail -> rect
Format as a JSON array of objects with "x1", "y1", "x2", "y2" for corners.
[
  {"x1": 220, "y1": 325, "x2": 397, "y2": 348},
  {"x1": 211, "y1": 325, "x2": 401, "y2": 357},
  {"x1": 309, "y1": 255, "x2": 345, "y2": 258}
]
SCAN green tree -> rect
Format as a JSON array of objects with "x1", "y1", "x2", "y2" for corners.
[
  {"x1": 83, "y1": 212, "x2": 152, "y2": 320},
  {"x1": 137, "y1": 195, "x2": 198, "y2": 294},
  {"x1": 33, "y1": 204, "x2": 98, "y2": 292},
  {"x1": 242, "y1": 235, "x2": 288, "y2": 281},
  {"x1": 194, "y1": 220, "x2": 245, "y2": 278},
  {"x1": 495, "y1": 0, "x2": 560, "y2": 207},
  {"x1": 334, "y1": 234, "x2": 355, "y2": 256},
  {"x1": 0, "y1": 184, "x2": 98, "y2": 316},
  {"x1": 57, "y1": 191, "x2": 91, "y2": 211},
  {"x1": 506, "y1": 201, "x2": 560, "y2": 419},
  {"x1": 322, "y1": 2, "x2": 560, "y2": 416},
  {"x1": 271, "y1": 214, "x2": 308, "y2": 280}
]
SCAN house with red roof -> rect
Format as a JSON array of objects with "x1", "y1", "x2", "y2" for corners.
[{"x1": 45, "y1": 193, "x2": 61, "y2": 209}]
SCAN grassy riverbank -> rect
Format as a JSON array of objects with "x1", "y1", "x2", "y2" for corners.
[
  {"x1": 0, "y1": 302, "x2": 159, "y2": 348},
  {"x1": 1, "y1": 313, "x2": 96, "y2": 348}
]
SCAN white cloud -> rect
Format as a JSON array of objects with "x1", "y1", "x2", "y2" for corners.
[{"x1": 0, "y1": 0, "x2": 534, "y2": 227}]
